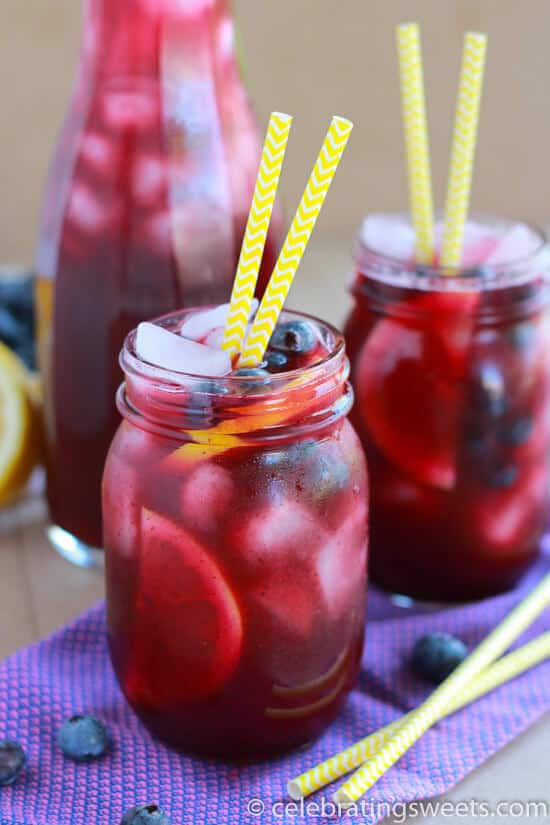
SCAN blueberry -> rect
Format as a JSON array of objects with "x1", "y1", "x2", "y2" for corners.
[
  {"x1": 499, "y1": 416, "x2": 534, "y2": 447},
  {"x1": 0, "y1": 307, "x2": 26, "y2": 349},
  {"x1": 464, "y1": 426, "x2": 492, "y2": 456},
  {"x1": 234, "y1": 367, "x2": 269, "y2": 378},
  {"x1": 411, "y1": 633, "x2": 468, "y2": 684},
  {"x1": 0, "y1": 274, "x2": 35, "y2": 322},
  {"x1": 265, "y1": 350, "x2": 288, "y2": 371},
  {"x1": 290, "y1": 439, "x2": 350, "y2": 502},
  {"x1": 13, "y1": 340, "x2": 37, "y2": 371},
  {"x1": 464, "y1": 265, "x2": 495, "y2": 280},
  {"x1": 506, "y1": 322, "x2": 536, "y2": 352},
  {"x1": 57, "y1": 715, "x2": 109, "y2": 762},
  {"x1": 485, "y1": 462, "x2": 519, "y2": 489},
  {"x1": 270, "y1": 320, "x2": 317, "y2": 354},
  {"x1": 121, "y1": 805, "x2": 170, "y2": 825},
  {"x1": 469, "y1": 363, "x2": 507, "y2": 418},
  {"x1": 0, "y1": 740, "x2": 26, "y2": 786}
]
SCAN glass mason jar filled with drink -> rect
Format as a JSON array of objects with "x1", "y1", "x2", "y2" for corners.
[
  {"x1": 345, "y1": 213, "x2": 550, "y2": 603},
  {"x1": 103, "y1": 307, "x2": 368, "y2": 755},
  {"x1": 35, "y1": 0, "x2": 279, "y2": 565}
]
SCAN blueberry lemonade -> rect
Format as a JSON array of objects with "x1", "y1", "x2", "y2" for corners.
[
  {"x1": 35, "y1": 0, "x2": 279, "y2": 557},
  {"x1": 345, "y1": 214, "x2": 550, "y2": 602},
  {"x1": 103, "y1": 306, "x2": 368, "y2": 756}
]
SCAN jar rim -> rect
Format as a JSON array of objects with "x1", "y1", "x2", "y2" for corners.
[
  {"x1": 354, "y1": 212, "x2": 549, "y2": 293},
  {"x1": 120, "y1": 306, "x2": 347, "y2": 397}
]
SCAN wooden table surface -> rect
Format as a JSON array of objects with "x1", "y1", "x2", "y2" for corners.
[{"x1": 1, "y1": 237, "x2": 548, "y2": 824}]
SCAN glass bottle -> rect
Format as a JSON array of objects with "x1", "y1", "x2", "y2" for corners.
[{"x1": 35, "y1": 0, "x2": 279, "y2": 564}]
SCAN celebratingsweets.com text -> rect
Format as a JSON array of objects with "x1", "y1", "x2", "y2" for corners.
[{"x1": 246, "y1": 795, "x2": 549, "y2": 822}]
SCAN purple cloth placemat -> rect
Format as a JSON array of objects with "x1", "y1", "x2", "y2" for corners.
[{"x1": 1, "y1": 544, "x2": 550, "y2": 825}]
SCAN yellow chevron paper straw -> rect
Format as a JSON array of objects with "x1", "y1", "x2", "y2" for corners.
[
  {"x1": 440, "y1": 32, "x2": 488, "y2": 269},
  {"x1": 396, "y1": 23, "x2": 434, "y2": 265},
  {"x1": 288, "y1": 631, "x2": 550, "y2": 800},
  {"x1": 238, "y1": 116, "x2": 353, "y2": 367},
  {"x1": 222, "y1": 112, "x2": 293, "y2": 356},
  {"x1": 333, "y1": 571, "x2": 550, "y2": 806}
]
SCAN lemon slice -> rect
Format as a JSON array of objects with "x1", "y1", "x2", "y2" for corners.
[{"x1": 0, "y1": 343, "x2": 42, "y2": 505}]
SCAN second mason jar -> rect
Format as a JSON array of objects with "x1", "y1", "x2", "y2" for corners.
[
  {"x1": 345, "y1": 214, "x2": 550, "y2": 603},
  {"x1": 103, "y1": 308, "x2": 368, "y2": 756}
]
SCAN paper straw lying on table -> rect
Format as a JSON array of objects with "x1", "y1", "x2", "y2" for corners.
[
  {"x1": 440, "y1": 32, "x2": 488, "y2": 268},
  {"x1": 238, "y1": 116, "x2": 353, "y2": 367},
  {"x1": 396, "y1": 22, "x2": 434, "y2": 265},
  {"x1": 332, "y1": 572, "x2": 550, "y2": 806},
  {"x1": 222, "y1": 112, "x2": 292, "y2": 356},
  {"x1": 288, "y1": 630, "x2": 550, "y2": 800}
]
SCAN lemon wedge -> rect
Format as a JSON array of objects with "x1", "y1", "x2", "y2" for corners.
[{"x1": 0, "y1": 343, "x2": 42, "y2": 505}]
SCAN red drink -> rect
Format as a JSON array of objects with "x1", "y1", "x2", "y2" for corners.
[
  {"x1": 103, "y1": 309, "x2": 368, "y2": 755},
  {"x1": 35, "y1": 0, "x2": 279, "y2": 562},
  {"x1": 345, "y1": 214, "x2": 550, "y2": 602}
]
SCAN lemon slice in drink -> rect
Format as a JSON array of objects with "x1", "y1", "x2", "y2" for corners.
[{"x1": 0, "y1": 342, "x2": 42, "y2": 505}]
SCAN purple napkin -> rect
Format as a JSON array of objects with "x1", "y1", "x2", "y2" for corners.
[{"x1": 1, "y1": 544, "x2": 550, "y2": 825}]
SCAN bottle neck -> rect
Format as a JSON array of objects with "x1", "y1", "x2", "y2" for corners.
[{"x1": 82, "y1": 0, "x2": 233, "y2": 77}]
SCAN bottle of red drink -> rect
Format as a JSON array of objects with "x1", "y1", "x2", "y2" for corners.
[
  {"x1": 35, "y1": 0, "x2": 279, "y2": 565},
  {"x1": 103, "y1": 308, "x2": 368, "y2": 755},
  {"x1": 345, "y1": 213, "x2": 550, "y2": 603}
]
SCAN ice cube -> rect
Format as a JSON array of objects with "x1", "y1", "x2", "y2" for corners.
[
  {"x1": 253, "y1": 575, "x2": 315, "y2": 636},
  {"x1": 434, "y1": 220, "x2": 500, "y2": 267},
  {"x1": 80, "y1": 132, "x2": 115, "y2": 174},
  {"x1": 487, "y1": 223, "x2": 538, "y2": 266},
  {"x1": 67, "y1": 184, "x2": 110, "y2": 233},
  {"x1": 180, "y1": 299, "x2": 259, "y2": 343},
  {"x1": 102, "y1": 88, "x2": 159, "y2": 131},
  {"x1": 316, "y1": 506, "x2": 367, "y2": 618},
  {"x1": 360, "y1": 214, "x2": 416, "y2": 261},
  {"x1": 204, "y1": 327, "x2": 225, "y2": 350},
  {"x1": 236, "y1": 501, "x2": 326, "y2": 572},
  {"x1": 133, "y1": 155, "x2": 167, "y2": 203},
  {"x1": 136, "y1": 322, "x2": 231, "y2": 376},
  {"x1": 181, "y1": 463, "x2": 234, "y2": 533}
]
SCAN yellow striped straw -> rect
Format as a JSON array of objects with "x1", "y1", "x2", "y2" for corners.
[
  {"x1": 440, "y1": 32, "x2": 488, "y2": 269},
  {"x1": 288, "y1": 631, "x2": 550, "y2": 800},
  {"x1": 222, "y1": 112, "x2": 293, "y2": 356},
  {"x1": 238, "y1": 116, "x2": 353, "y2": 367},
  {"x1": 333, "y1": 571, "x2": 550, "y2": 806},
  {"x1": 396, "y1": 22, "x2": 434, "y2": 265}
]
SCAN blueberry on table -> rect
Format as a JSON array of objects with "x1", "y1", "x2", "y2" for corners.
[
  {"x1": 13, "y1": 339, "x2": 37, "y2": 371},
  {"x1": 121, "y1": 805, "x2": 171, "y2": 825},
  {"x1": 0, "y1": 274, "x2": 35, "y2": 322},
  {"x1": 57, "y1": 714, "x2": 109, "y2": 762},
  {"x1": 0, "y1": 740, "x2": 26, "y2": 786},
  {"x1": 270, "y1": 320, "x2": 317, "y2": 354},
  {"x1": 411, "y1": 633, "x2": 468, "y2": 684},
  {"x1": 0, "y1": 307, "x2": 26, "y2": 349}
]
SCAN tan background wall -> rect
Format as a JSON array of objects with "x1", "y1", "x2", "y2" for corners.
[{"x1": 1, "y1": 0, "x2": 550, "y2": 263}]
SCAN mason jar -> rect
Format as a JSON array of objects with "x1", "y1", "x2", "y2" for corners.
[
  {"x1": 103, "y1": 308, "x2": 369, "y2": 756},
  {"x1": 345, "y1": 214, "x2": 550, "y2": 602}
]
